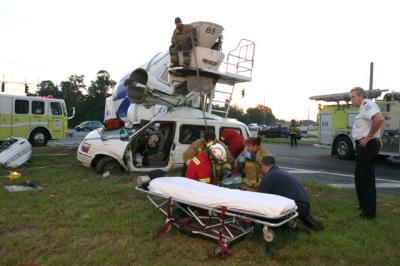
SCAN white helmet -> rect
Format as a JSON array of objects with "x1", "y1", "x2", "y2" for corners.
[{"x1": 209, "y1": 143, "x2": 227, "y2": 162}]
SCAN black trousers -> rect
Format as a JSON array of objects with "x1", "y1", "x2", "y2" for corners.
[
  {"x1": 289, "y1": 134, "x2": 298, "y2": 147},
  {"x1": 296, "y1": 201, "x2": 310, "y2": 219},
  {"x1": 296, "y1": 201, "x2": 323, "y2": 230},
  {"x1": 355, "y1": 140, "x2": 380, "y2": 216}
]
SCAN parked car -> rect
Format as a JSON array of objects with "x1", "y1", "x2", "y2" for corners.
[
  {"x1": 258, "y1": 124, "x2": 269, "y2": 130},
  {"x1": 259, "y1": 126, "x2": 305, "y2": 139},
  {"x1": 75, "y1": 121, "x2": 104, "y2": 132},
  {"x1": 248, "y1": 123, "x2": 259, "y2": 130},
  {"x1": 259, "y1": 126, "x2": 289, "y2": 138},
  {"x1": 77, "y1": 107, "x2": 251, "y2": 174}
]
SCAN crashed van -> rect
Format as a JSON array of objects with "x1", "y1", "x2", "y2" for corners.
[{"x1": 77, "y1": 107, "x2": 251, "y2": 173}]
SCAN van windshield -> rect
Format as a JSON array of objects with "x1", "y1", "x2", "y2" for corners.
[{"x1": 100, "y1": 128, "x2": 129, "y2": 140}]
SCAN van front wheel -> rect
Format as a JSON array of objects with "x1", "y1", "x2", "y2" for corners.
[
  {"x1": 29, "y1": 129, "x2": 49, "y2": 146},
  {"x1": 95, "y1": 156, "x2": 124, "y2": 174}
]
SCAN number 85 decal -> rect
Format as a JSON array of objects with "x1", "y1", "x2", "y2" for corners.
[{"x1": 206, "y1": 27, "x2": 216, "y2": 34}]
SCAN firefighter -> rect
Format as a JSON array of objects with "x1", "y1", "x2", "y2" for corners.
[
  {"x1": 169, "y1": 17, "x2": 196, "y2": 67},
  {"x1": 258, "y1": 155, "x2": 324, "y2": 230},
  {"x1": 220, "y1": 128, "x2": 244, "y2": 158},
  {"x1": 289, "y1": 119, "x2": 299, "y2": 147},
  {"x1": 185, "y1": 143, "x2": 227, "y2": 184},
  {"x1": 350, "y1": 87, "x2": 385, "y2": 219},
  {"x1": 234, "y1": 136, "x2": 270, "y2": 190},
  {"x1": 182, "y1": 131, "x2": 232, "y2": 182}
]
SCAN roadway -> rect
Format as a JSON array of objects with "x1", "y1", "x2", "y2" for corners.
[
  {"x1": 264, "y1": 142, "x2": 400, "y2": 195},
  {"x1": 49, "y1": 131, "x2": 400, "y2": 195}
]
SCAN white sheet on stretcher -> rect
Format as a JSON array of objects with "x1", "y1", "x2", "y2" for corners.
[{"x1": 148, "y1": 177, "x2": 297, "y2": 218}]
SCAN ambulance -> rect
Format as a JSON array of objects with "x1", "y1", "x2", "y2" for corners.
[
  {"x1": 0, "y1": 94, "x2": 69, "y2": 146},
  {"x1": 310, "y1": 89, "x2": 400, "y2": 159}
]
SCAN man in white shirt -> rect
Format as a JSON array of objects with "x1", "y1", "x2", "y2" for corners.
[{"x1": 350, "y1": 87, "x2": 385, "y2": 219}]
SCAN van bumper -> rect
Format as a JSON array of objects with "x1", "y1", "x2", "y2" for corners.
[{"x1": 77, "y1": 150, "x2": 93, "y2": 167}]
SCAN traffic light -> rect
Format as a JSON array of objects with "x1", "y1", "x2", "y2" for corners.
[
  {"x1": 25, "y1": 83, "x2": 29, "y2": 94},
  {"x1": 241, "y1": 89, "x2": 245, "y2": 98},
  {"x1": 1, "y1": 81, "x2": 4, "y2": 92}
]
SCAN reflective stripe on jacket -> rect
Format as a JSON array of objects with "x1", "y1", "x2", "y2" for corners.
[{"x1": 185, "y1": 152, "x2": 214, "y2": 184}]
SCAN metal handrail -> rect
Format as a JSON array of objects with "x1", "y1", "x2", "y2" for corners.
[{"x1": 224, "y1": 39, "x2": 255, "y2": 79}]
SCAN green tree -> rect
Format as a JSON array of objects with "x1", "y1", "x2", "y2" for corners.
[
  {"x1": 84, "y1": 70, "x2": 116, "y2": 122},
  {"x1": 60, "y1": 75, "x2": 86, "y2": 126},
  {"x1": 36, "y1": 80, "x2": 63, "y2": 98},
  {"x1": 211, "y1": 104, "x2": 244, "y2": 121},
  {"x1": 245, "y1": 104, "x2": 276, "y2": 125},
  {"x1": 212, "y1": 104, "x2": 276, "y2": 125},
  {"x1": 228, "y1": 104, "x2": 245, "y2": 122}
]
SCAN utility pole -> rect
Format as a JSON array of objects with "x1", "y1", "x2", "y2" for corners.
[
  {"x1": 1, "y1": 74, "x2": 4, "y2": 92},
  {"x1": 263, "y1": 95, "x2": 266, "y2": 125},
  {"x1": 369, "y1": 62, "x2": 374, "y2": 91}
]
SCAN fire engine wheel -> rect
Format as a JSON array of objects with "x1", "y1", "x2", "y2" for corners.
[
  {"x1": 29, "y1": 129, "x2": 49, "y2": 146},
  {"x1": 95, "y1": 156, "x2": 124, "y2": 174},
  {"x1": 334, "y1": 136, "x2": 354, "y2": 160},
  {"x1": 262, "y1": 226, "x2": 275, "y2": 243}
]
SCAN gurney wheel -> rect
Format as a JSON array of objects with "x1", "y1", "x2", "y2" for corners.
[
  {"x1": 165, "y1": 224, "x2": 172, "y2": 233},
  {"x1": 213, "y1": 245, "x2": 230, "y2": 257},
  {"x1": 214, "y1": 246, "x2": 223, "y2": 256},
  {"x1": 288, "y1": 219, "x2": 298, "y2": 229},
  {"x1": 262, "y1": 227, "x2": 275, "y2": 243}
]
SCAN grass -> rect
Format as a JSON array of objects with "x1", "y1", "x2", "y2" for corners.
[
  {"x1": 262, "y1": 137, "x2": 318, "y2": 146},
  {"x1": 1, "y1": 146, "x2": 400, "y2": 265}
]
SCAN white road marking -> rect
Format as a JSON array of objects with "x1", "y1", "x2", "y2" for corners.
[
  {"x1": 281, "y1": 166, "x2": 400, "y2": 184},
  {"x1": 329, "y1": 183, "x2": 400, "y2": 189}
]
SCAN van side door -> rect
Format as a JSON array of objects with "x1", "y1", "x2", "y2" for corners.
[
  {"x1": 174, "y1": 124, "x2": 216, "y2": 166},
  {"x1": 129, "y1": 121, "x2": 176, "y2": 172}
]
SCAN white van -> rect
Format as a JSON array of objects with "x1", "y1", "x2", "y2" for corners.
[{"x1": 77, "y1": 107, "x2": 251, "y2": 173}]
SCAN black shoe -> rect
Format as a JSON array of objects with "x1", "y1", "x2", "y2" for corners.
[
  {"x1": 359, "y1": 212, "x2": 375, "y2": 220},
  {"x1": 302, "y1": 215, "x2": 324, "y2": 231}
]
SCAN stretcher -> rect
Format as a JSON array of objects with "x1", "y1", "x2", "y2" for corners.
[{"x1": 136, "y1": 177, "x2": 298, "y2": 256}]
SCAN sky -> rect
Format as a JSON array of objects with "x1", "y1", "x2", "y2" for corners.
[{"x1": 1, "y1": 0, "x2": 400, "y2": 121}]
